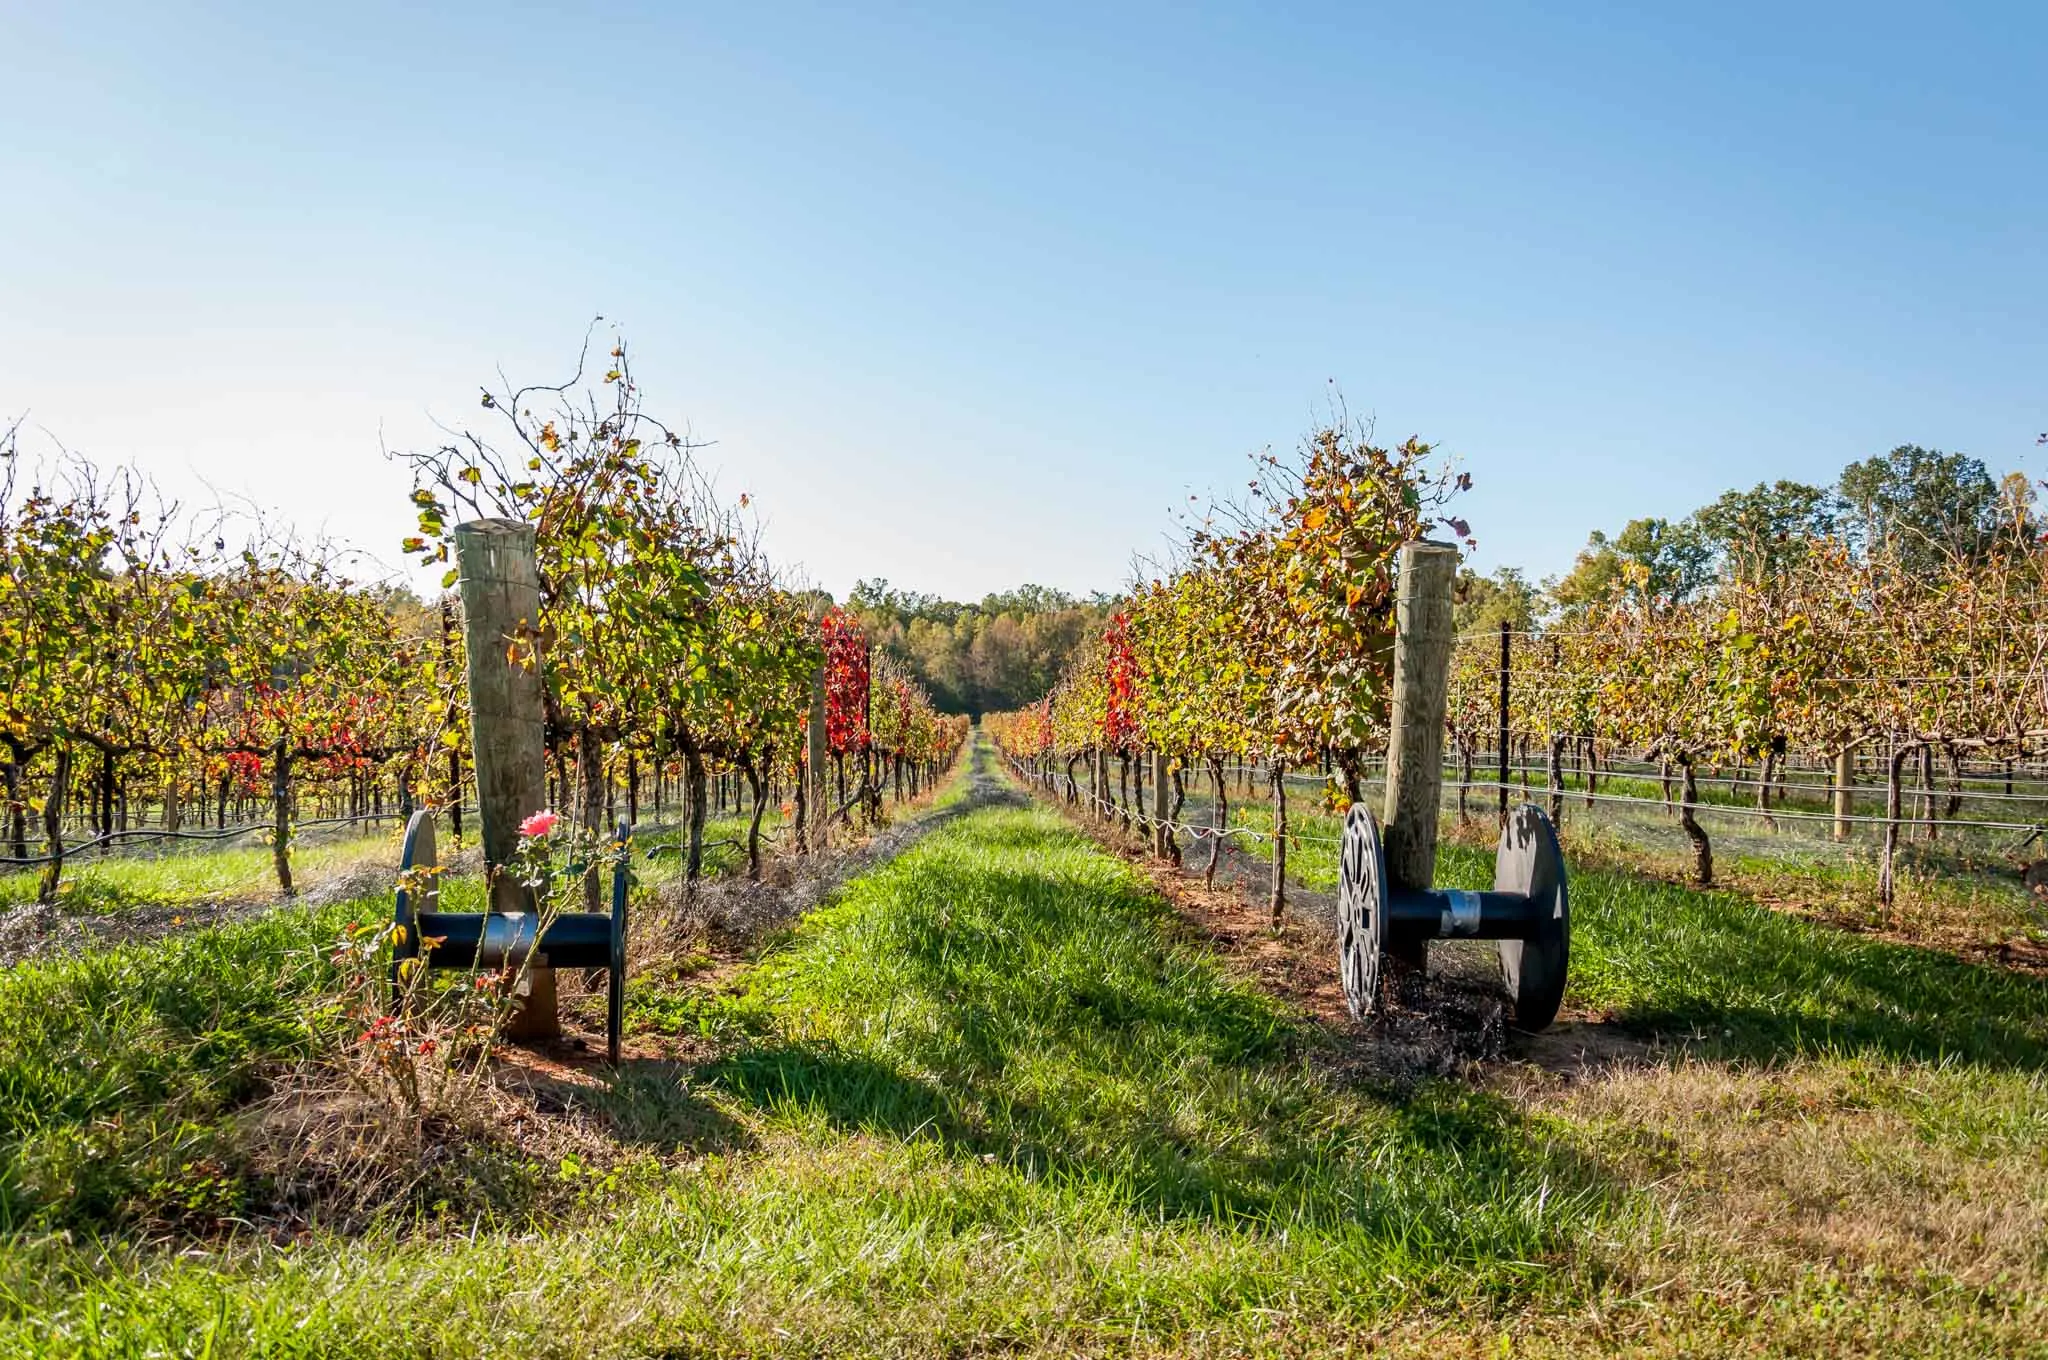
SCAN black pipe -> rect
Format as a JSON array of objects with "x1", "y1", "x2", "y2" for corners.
[{"x1": 1383, "y1": 885, "x2": 1542, "y2": 940}]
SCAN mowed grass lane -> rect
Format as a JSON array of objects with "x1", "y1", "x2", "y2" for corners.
[
  {"x1": 2, "y1": 753, "x2": 2044, "y2": 1356},
  {"x1": 1, "y1": 798, "x2": 1615, "y2": 1357}
]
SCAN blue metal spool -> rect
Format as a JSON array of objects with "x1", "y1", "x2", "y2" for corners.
[{"x1": 390, "y1": 809, "x2": 630, "y2": 1063}]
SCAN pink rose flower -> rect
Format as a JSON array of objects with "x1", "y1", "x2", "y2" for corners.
[{"x1": 519, "y1": 810, "x2": 560, "y2": 839}]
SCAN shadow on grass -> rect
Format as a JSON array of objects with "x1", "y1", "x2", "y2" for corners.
[
  {"x1": 561, "y1": 1060, "x2": 755, "y2": 1157},
  {"x1": 710, "y1": 1046, "x2": 963, "y2": 1143}
]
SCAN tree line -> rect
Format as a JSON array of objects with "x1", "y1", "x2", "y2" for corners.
[{"x1": 848, "y1": 580, "x2": 1115, "y2": 717}]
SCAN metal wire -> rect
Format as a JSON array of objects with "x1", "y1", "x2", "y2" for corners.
[{"x1": 1005, "y1": 754, "x2": 2042, "y2": 837}]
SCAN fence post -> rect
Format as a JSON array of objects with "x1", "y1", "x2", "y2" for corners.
[
  {"x1": 454, "y1": 518, "x2": 557, "y2": 1039},
  {"x1": 1269, "y1": 760, "x2": 1287, "y2": 925},
  {"x1": 439, "y1": 599, "x2": 465, "y2": 846},
  {"x1": 1496, "y1": 620, "x2": 1511, "y2": 825},
  {"x1": 1151, "y1": 750, "x2": 1170, "y2": 857},
  {"x1": 1833, "y1": 744, "x2": 1854, "y2": 842},
  {"x1": 1381, "y1": 541, "x2": 1459, "y2": 892},
  {"x1": 807, "y1": 640, "x2": 831, "y2": 852}
]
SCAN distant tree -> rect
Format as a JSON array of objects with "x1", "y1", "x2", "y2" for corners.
[
  {"x1": 1690, "y1": 479, "x2": 1835, "y2": 585},
  {"x1": 980, "y1": 584, "x2": 1077, "y2": 614},
  {"x1": 1993, "y1": 471, "x2": 2041, "y2": 546},
  {"x1": 850, "y1": 582, "x2": 1112, "y2": 716},
  {"x1": 1835, "y1": 444, "x2": 1999, "y2": 568},
  {"x1": 1453, "y1": 566, "x2": 1538, "y2": 635},
  {"x1": 1549, "y1": 517, "x2": 1711, "y2": 614}
]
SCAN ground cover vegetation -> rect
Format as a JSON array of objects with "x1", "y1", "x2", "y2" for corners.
[{"x1": 9, "y1": 736, "x2": 2040, "y2": 1356}]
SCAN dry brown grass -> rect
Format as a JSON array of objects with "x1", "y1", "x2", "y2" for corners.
[
  {"x1": 1505, "y1": 1058, "x2": 2048, "y2": 1296},
  {"x1": 242, "y1": 1044, "x2": 629, "y2": 1235}
]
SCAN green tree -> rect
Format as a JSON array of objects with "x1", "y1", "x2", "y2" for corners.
[
  {"x1": 1835, "y1": 444, "x2": 1999, "y2": 568},
  {"x1": 1690, "y1": 479, "x2": 1834, "y2": 585},
  {"x1": 1453, "y1": 566, "x2": 1538, "y2": 635},
  {"x1": 1549, "y1": 517, "x2": 1710, "y2": 614}
]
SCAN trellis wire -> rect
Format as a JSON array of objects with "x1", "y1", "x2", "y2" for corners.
[
  {"x1": 0, "y1": 807, "x2": 470, "y2": 870},
  {"x1": 1008, "y1": 753, "x2": 2043, "y2": 840}
]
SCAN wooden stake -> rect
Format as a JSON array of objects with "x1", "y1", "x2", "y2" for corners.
[
  {"x1": 1833, "y1": 743, "x2": 1854, "y2": 842},
  {"x1": 1151, "y1": 750, "x2": 1170, "y2": 857},
  {"x1": 1380, "y1": 541, "x2": 1458, "y2": 892},
  {"x1": 1496, "y1": 620, "x2": 1511, "y2": 825},
  {"x1": 807, "y1": 642, "x2": 830, "y2": 852},
  {"x1": 453, "y1": 518, "x2": 556, "y2": 1039}
]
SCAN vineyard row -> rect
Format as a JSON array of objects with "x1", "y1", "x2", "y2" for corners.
[{"x1": 0, "y1": 357, "x2": 967, "y2": 902}]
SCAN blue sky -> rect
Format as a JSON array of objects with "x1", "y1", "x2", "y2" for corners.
[{"x1": 4, "y1": 2, "x2": 2042, "y2": 600}]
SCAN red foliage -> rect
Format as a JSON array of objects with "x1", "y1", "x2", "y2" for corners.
[
  {"x1": 1101, "y1": 612, "x2": 1140, "y2": 752},
  {"x1": 821, "y1": 607, "x2": 871, "y2": 753}
]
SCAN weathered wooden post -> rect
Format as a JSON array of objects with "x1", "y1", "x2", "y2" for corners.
[
  {"x1": 1151, "y1": 750, "x2": 1170, "y2": 857},
  {"x1": 1832, "y1": 744, "x2": 1855, "y2": 842},
  {"x1": 1336, "y1": 539, "x2": 1570, "y2": 1028},
  {"x1": 1497, "y1": 620, "x2": 1512, "y2": 825},
  {"x1": 454, "y1": 518, "x2": 557, "y2": 1039},
  {"x1": 1382, "y1": 541, "x2": 1459, "y2": 892},
  {"x1": 1376, "y1": 541, "x2": 1458, "y2": 970},
  {"x1": 807, "y1": 634, "x2": 831, "y2": 852}
]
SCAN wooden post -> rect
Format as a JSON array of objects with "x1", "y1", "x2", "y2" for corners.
[
  {"x1": 807, "y1": 645, "x2": 830, "y2": 852},
  {"x1": 1832, "y1": 744, "x2": 1854, "y2": 842},
  {"x1": 1380, "y1": 541, "x2": 1458, "y2": 892},
  {"x1": 453, "y1": 518, "x2": 556, "y2": 1039},
  {"x1": 1132, "y1": 753, "x2": 1146, "y2": 841},
  {"x1": 1269, "y1": 760, "x2": 1287, "y2": 925},
  {"x1": 1151, "y1": 750, "x2": 1170, "y2": 857},
  {"x1": 438, "y1": 599, "x2": 465, "y2": 846},
  {"x1": 1496, "y1": 620, "x2": 1511, "y2": 825}
]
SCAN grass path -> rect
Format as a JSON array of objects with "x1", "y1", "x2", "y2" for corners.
[{"x1": 2, "y1": 737, "x2": 2046, "y2": 1355}]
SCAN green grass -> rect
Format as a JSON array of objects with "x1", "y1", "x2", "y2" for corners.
[
  {"x1": 701, "y1": 806, "x2": 1604, "y2": 1253},
  {"x1": 0, "y1": 901, "x2": 357, "y2": 1232},
  {"x1": 1193, "y1": 777, "x2": 2046, "y2": 955},
  {"x1": 1441, "y1": 839, "x2": 2048, "y2": 1069},
  {"x1": 0, "y1": 829, "x2": 395, "y2": 914},
  {"x1": 1209, "y1": 790, "x2": 2048, "y2": 1070},
  {"x1": 0, "y1": 796, "x2": 1625, "y2": 1357},
  {"x1": 2, "y1": 737, "x2": 2045, "y2": 1355}
]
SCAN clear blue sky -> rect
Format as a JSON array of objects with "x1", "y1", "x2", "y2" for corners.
[{"x1": 4, "y1": 2, "x2": 2042, "y2": 600}]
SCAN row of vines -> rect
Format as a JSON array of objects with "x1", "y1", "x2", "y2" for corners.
[
  {"x1": 991, "y1": 424, "x2": 2048, "y2": 907},
  {"x1": 990, "y1": 423, "x2": 1472, "y2": 918},
  {"x1": 0, "y1": 343, "x2": 965, "y2": 903},
  {"x1": 1454, "y1": 524, "x2": 2048, "y2": 898}
]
